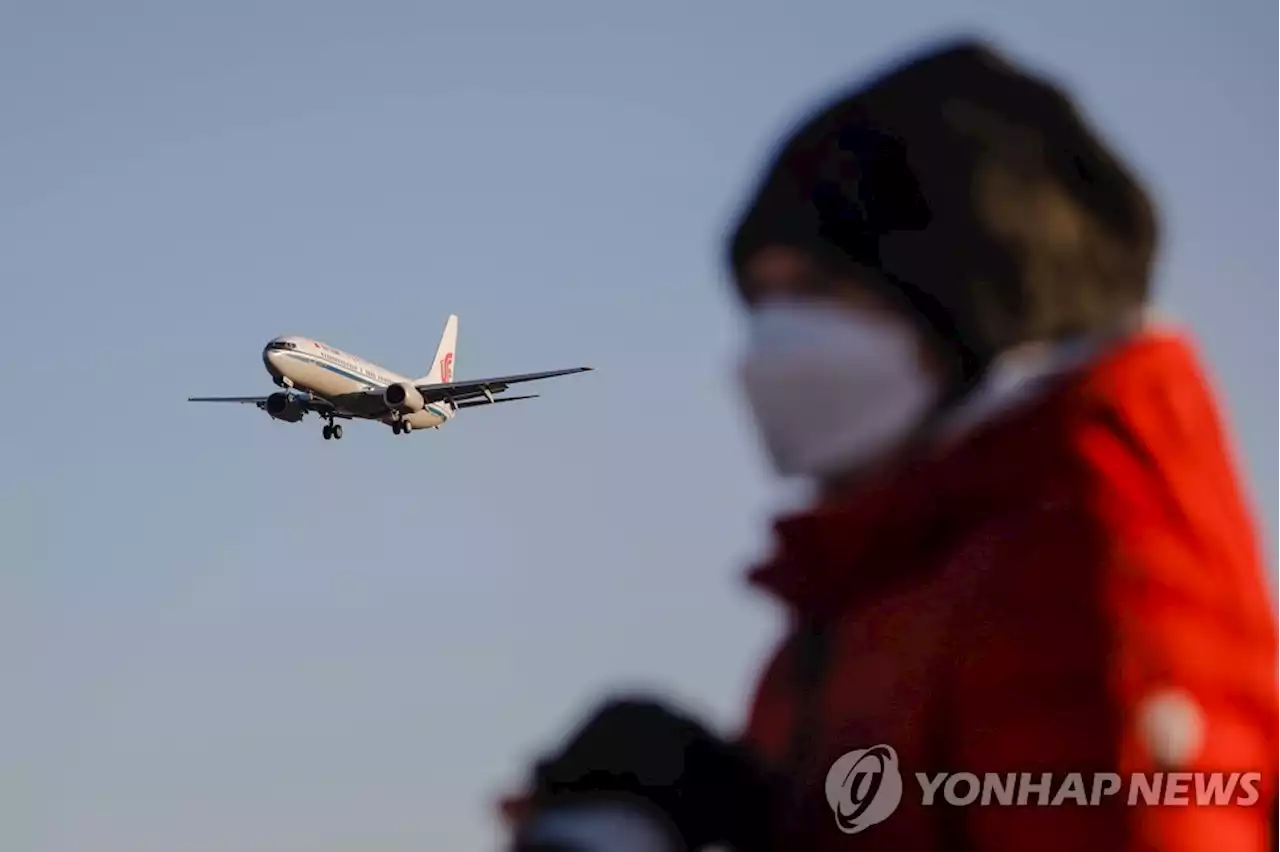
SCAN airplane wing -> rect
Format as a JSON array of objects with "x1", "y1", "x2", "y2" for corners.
[
  {"x1": 414, "y1": 367, "x2": 592, "y2": 404},
  {"x1": 186, "y1": 395, "x2": 355, "y2": 418},
  {"x1": 455, "y1": 393, "x2": 540, "y2": 409},
  {"x1": 187, "y1": 396, "x2": 270, "y2": 404}
]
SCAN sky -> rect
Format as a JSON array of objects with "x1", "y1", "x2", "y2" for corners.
[{"x1": 1, "y1": 1, "x2": 1274, "y2": 850}]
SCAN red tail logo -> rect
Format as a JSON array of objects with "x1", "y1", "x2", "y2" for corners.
[{"x1": 440, "y1": 352, "x2": 454, "y2": 383}]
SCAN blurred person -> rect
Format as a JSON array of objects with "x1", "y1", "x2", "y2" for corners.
[{"x1": 500, "y1": 38, "x2": 1277, "y2": 852}]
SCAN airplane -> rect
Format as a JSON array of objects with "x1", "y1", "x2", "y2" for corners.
[{"x1": 188, "y1": 314, "x2": 591, "y2": 441}]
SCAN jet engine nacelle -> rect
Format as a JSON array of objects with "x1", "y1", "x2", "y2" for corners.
[
  {"x1": 264, "y1": 391, "x2": 306, "y2": 423},
  {"x1": 383, "y1": 381, "x2": 425, "y2": 413}
]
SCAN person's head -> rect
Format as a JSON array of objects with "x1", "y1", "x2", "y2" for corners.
[{"x1": 727, "y1": 38, "x2": 1158, "y2": 492}]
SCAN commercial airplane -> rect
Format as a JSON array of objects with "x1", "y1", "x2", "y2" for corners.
[{"x1": 188, "y1": 314, "x2": 591, "y2": 440}]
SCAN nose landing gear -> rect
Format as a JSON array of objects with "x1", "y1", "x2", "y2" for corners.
[{"x1": 322, "y1": 416, "x2": 343, "y2": 441}]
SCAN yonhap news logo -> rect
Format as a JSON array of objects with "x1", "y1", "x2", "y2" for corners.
[
  {"x1": 823, "y1": 744, "x2": 1264, "y2": 835},
  {"x1": 823, "y1": 745, "x2": 904, "y2": 833}
]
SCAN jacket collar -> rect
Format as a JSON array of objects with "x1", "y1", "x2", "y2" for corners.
[{"x1": 746, "y1": 326, "x2": 1183, "y2": 619}]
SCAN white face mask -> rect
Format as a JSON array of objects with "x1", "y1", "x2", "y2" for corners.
[{"x1": 737, "y1": 301, "x2": 940, "y2": 478}]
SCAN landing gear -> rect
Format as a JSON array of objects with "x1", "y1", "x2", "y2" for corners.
[
  {"x1": 322, "y1": 419, "x2": 343, "y2": 440},
  {"x1": 391, "y1": 420, "x2": 412, "y2": 436}
]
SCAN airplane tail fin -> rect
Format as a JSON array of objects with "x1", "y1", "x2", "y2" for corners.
[{"x1": 417, "y1": 314, "x2": 458, "y2": 384}]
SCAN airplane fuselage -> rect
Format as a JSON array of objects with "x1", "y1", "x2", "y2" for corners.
[{"x1": 263, "y1": 335, "x2": 451, "y2": 429}]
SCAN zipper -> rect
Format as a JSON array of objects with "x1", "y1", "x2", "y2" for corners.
[{"x1": 779, "y1": 617, "x2": 834, "y2": 843}]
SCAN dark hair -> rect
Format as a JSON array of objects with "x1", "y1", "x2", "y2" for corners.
[{"x1": 728, "y1": 38, "x2": 1158, "y2": 391}]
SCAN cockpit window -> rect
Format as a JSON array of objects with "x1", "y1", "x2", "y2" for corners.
[{"x1": 267, "y1": 340, "x2": 298, "y2": 351}]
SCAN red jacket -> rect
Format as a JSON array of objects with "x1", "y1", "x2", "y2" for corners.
[{"x1": 741, "y1": 330, "x2": 1277, "y2": 850}]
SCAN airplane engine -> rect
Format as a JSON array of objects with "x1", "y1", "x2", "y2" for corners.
[
  {"x1": 264, "y1": 392, "x2": 306, "y2": 423},
  {"x1": 383, "y1": 381, "x2": 425, "y2": 413}
]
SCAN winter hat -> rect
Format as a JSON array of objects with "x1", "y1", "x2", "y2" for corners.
[{"x1": 728, "y1": 38, "x2": 1158, "y2": 398}]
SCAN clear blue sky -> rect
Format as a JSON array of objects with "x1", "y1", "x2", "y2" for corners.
[{"x1": 2, "y1": 2, "x2": 1273, "y2": 849}]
